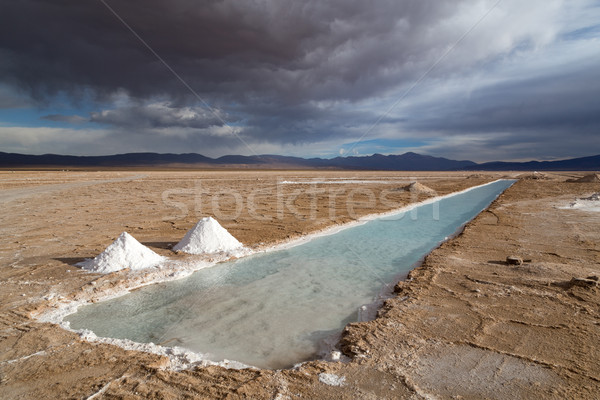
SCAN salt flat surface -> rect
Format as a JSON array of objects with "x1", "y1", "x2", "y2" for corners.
[
  {"x1": 318, "y1": 373, "x2": 346, "y2": 386},
  {"x1": 66, "y1": 180, "x2": 514, "y2": 369},
  {"x1": 559, "y1": 192, "x2": 600, "y2": 212}
]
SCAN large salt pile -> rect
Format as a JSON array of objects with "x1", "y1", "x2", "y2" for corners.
[
  {"x1": 403, "y1": 182, "x2": 437, "y2": 196},
  {"x1": 567, "y1": 174, "x2": 600, "y2": 183},
  {"x1": 77, "y1": 232, "x2": 165, "y2": 273},
  {"x1": 173, "y1": 217, "x2": 244, "y2": 254}
]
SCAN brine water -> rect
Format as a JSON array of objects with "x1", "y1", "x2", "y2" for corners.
[{"x1": 66, "y1": 180, "x2": 514, "y2": 369}]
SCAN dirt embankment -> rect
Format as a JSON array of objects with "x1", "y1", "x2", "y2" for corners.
[{"x1": 1, "y1": 171, "x2": 599, "y2": 399}]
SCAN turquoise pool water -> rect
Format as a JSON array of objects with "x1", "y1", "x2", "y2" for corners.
[{"x1": 66, "y1": 180, "x2": 514, "y2": 369}]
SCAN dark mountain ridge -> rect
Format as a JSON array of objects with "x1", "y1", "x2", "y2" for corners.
[{"x1": 1, "y1": 151, "x2": 598, "y2": 171}]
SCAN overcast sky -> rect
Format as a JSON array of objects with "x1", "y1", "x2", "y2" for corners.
[{"x1": 1, "y1": 0, "x2": 599, "y2": 161}]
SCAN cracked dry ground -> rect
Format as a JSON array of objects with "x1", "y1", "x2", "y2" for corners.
[{"x1": 1, "y1": 172, "x2": 599, "y2": 399}]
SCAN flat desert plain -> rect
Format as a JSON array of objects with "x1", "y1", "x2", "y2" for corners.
[{"x1": 0, "y1": 170, "x2": 599, "y2": 399}]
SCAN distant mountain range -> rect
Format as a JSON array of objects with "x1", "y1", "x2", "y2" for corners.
[
  {"x1": 0, "y1": 151, "x2": 598, "y2": 171},
  {"x1": 462, "y1": 154, "x2": 600, "y2": 171}
]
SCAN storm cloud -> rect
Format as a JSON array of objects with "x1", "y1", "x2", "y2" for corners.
[
  {"x1": 0, "y1": 0, "x2": 599, "y2": 160},
  {"x1": 89, "y1": 102, "x2": 230, "y2": 129}
]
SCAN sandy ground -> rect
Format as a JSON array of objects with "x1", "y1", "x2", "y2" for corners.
[{"x1": 0, "y1": 170, "x2": 598, "y2": 399}]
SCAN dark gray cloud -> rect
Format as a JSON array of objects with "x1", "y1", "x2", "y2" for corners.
[
  {"x1": 0, "y1": 85, "x2": 31, "y2": 108},
  {"x1": 0, "y1": 0, "x2": 599, "y2": 160},
  {"x1": 0, "y1": 0, "x2": 466, "y2": 104},
  {"x1": 412, "y1": 67, "x2": 600, "y2": 134},
  {"x1": 41, "y1": 114, "x2": 88, "y2": 124}
]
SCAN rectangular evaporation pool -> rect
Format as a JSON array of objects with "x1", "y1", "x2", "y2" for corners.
[{"x1": 66, "y1": 180, "x2": 515, "y2": 369}]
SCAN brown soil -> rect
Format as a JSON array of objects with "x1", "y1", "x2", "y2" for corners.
[{"x1": 1, "y1": 170, "x2": 598, "y2": 399}]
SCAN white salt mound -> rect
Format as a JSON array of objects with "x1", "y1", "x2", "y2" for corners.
[
  {"x1": 405, "y1": 181, "x2": 437, "y2": 196},
  {"x1": 173, "y1": 217, "x2": 244, "y2": 254},
  {"x1": 77, "y1": 232, "x2": 165, "y2": 273}
]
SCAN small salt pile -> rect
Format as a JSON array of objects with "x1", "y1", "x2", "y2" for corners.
[
  {"x1": 173, "y1": 217, "x2": 244, "y2": 254},
  {"x1": 405, "y1": 181, "x2": 437, "y2": 196},
  {"x1": 77, "y1": 232, "x2": 165, "y2": 273}
]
